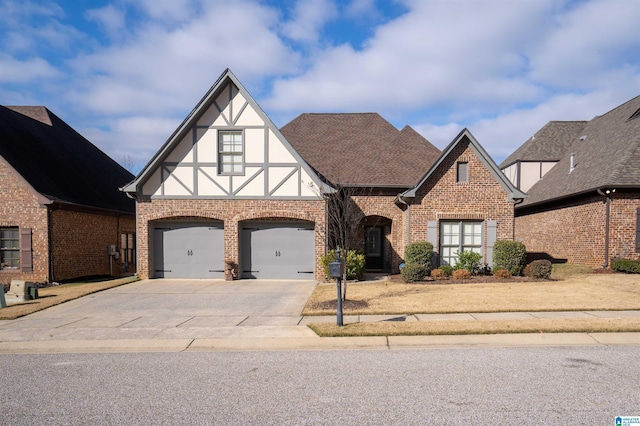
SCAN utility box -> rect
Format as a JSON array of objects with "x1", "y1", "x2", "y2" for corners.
[
  {"x1": 5, "y1": 280, "x2": 33, "y2": 303},
  {"x1": 329, "y1": 261, "x2": 345, "y2": 278}
]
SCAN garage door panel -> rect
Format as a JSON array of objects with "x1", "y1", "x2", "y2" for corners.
[
  {"x1": 241, "y1": 222, "x2": 314, "y2": 279},
  {"x1": 154, "y1": 223, "x2": 224, "y2": 279}
]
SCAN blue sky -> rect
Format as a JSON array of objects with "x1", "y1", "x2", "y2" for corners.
[{"x1": 2, "y1": 0, "x2": 639, "y2": 172}]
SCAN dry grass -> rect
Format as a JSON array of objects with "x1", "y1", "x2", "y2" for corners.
[
  {"x1": 0, "y1": 276, "x2": 138, "y2": 320},
  {"x1": 303, "y1": 273, "x2": 640, "y2": 316},
  {"x1": 309, "y1": 317, "x2": 640, "y2": 337},
  {"x1": 305, "y1": 267, "x2": 640, "y2": 336}
]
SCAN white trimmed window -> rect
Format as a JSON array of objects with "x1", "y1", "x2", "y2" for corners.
[
  {"x1": 0, "y1": 227, "x2": 19, "y2": 269},
  {"x1": 218, "y1": 130, "x2": 244, "y2": 175},
  {"x1": 440, "y1": 221, "x2": 482, "y2": 266}
]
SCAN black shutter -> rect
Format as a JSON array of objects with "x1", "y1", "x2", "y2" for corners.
[
  {"x1": 20, "y1": 228, "x2": 33, "y2": 273},
  {"x1": 636, "y1": 208, "x2": 640, "y2": 253}
]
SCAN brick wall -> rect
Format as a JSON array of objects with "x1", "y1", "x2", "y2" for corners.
[
  {"x1": 135, "y1": 198, "x2": 326, "y2": 280},
  {"x1": 50, "y1": 209, "x2": 136, "y2": 281},
  {"x1": 516, "y1": 191, "x2": 640, "y2": 266},
  {"x1": 409, "y1": 140, "x2": 516, "y2": 264},
  {"x1": 0, "y1": 157, "x2": 49, "y2": 284}
]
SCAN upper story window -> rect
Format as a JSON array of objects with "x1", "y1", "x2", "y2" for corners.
[
  {"x1": 0, "y1": 227, "x2": 19, "y2": 269},
  {"x1": 218, "y1": 130, "x2": 244, "y2": 175},
  {"x1": 457, "y1": 162, "x2": 468, "y2": 183}
]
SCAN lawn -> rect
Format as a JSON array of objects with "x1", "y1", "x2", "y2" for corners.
[
  {"x1": 304, "y1": 267, "x2": 640, "y2": 336},
  {"x1": 0, "y1": 276, "x2": 138, "y2": 320}
]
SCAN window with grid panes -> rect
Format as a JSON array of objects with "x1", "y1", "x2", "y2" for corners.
[
  {"x1": 218, "y1": 131, "x2": 244, "y2": 175},
  {"x1": 440, "y1": 221, "x2": 482, "y2": 266},
  {"x1": 0, "y1": 227, "x2": 19, "y2": 269},
  {"x1": 120, "y1": 233, "x2": 136, "y2": 265}
]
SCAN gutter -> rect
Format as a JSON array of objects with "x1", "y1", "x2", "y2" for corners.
[{"x1": 596, "y1": 188, "x2": 613, "y2": 268}]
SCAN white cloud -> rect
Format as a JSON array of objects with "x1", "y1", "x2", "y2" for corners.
[
  {"x1": 0, "y1": 54, "x2": 61, "y2": 83},
  {"x1": 86, "y1": 4, "x2": 126, "y2": 39},
  {"x1": 280, "y1": 0, "x2": 338, "y2": 43},
  {"x1": 529, "y1": 0, "x2": 640, "y2": 89},
  {"x1": 68, "y1": 1, "x2": 298, "y2": 116},
  {"x1": 266, "y1": 0, "x2": 552, "y2": 112}
]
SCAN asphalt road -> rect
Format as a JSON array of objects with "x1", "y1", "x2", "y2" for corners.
[{"x1": 1, "y1": 346, "x2": 638, "y2": 425}]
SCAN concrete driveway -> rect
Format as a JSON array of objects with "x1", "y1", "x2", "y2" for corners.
[{"x1": 0, "y1": 279, "x2": 320, "y2": 343}]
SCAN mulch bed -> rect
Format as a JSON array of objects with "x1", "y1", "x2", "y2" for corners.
[{"x1": 385, "y1": 273, "x2": 542, "y2": 284}]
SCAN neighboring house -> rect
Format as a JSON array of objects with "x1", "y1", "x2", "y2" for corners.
[
  {"x1": 501, "y1": 120, "x2": 588, "y2": 192},
  {"x1": 125, "y1": 69, "x2": 526, "y2": 280},
  {"x1": 501, "y1": 94, "x2": 640, "y2": 267},
  {"x1": 0, "y1": 106, "x2": 136, "y2": 284}
]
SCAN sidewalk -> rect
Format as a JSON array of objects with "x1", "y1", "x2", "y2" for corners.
[{"x1": 1, "y1": 310, "x2": 640, "y2": 354}]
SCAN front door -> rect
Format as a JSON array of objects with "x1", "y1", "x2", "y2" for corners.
[{"x1": 365, "y1": 226, "x2": 384, "y2": 270}]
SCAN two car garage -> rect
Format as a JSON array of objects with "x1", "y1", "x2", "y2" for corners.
[{"x1": 153, "y1": 220, "x2": 315, "y2": 280}]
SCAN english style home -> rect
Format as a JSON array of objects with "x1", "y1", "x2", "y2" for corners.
[
  {"x1": 124, "y1": 69, "x2": 525, "y2": 280},
  {"x1": 501, "y1": 95, "x2": 640, "y2": 267}
]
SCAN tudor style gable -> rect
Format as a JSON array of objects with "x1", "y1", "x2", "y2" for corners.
[{"x1": 126, "y1": 69, "x2": 323, "y2": 200}]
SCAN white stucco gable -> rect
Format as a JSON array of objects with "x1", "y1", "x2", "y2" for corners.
[{"x1": 123, "y1": 69, "x2": 326, "y2": 200}]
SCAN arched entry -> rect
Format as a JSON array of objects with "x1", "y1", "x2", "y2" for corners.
[{"x1": 362, "y1": 216, "x2": 392, "y2": 271}]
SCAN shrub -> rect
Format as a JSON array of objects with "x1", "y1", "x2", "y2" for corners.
[
  {"x1": 527, "y1": 259, "x2": 553, "y2": 279},
  {"x1": 493, "y1": 268, "x2": 511, "y2": 279},
  {"x1": 440, "y1": 264, "x2": 454, "y2": 277},
  {"x1": 430, "y1": 268, "x2": 446, "y2": 280},
  {"x1": 454, "y1": 250, "x2": 483, "y2": 274},
  {"x1": 493, "y1": 241, "x2": 527, "y2": 276},
  {"x1": 404, "y1": 242, "x2": 433, "y2": 266},
  {"x1": 321, "y1": 249, "x2": 365, "y2": 280},
  {"x1": 452, "y1": 269, "x2": 471, "y2": 280},
  {"x1": 401, "y1": 263, "x2": 430, "y2": 282},
  {"x1": 611, "y1": 258, "x2": 640, "y2": 274}
]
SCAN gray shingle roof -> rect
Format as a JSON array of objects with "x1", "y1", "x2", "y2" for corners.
[
  {"x1": 0, "y1": 106, "x2": 135, "y2": 213},
  {"x1": 519, "y1": 94, "x2": 640, "y2": 208},
  {"x1": 500, "y1": 120, "x2": 588, "y2": 168},
  {"x1": 280, "y1": 113, "x2": 441, "y2": 187}
]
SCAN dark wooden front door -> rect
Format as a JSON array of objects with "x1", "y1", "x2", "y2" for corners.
[{"x1": 365, "y1": 226, "x2": 384, "y2": 270}]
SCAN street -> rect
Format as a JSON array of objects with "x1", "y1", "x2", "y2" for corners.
[{"x1": 1, "y1": 346, "x2": 638, "y2": 425}]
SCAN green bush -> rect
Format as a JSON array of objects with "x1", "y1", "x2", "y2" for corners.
[
  {"x1": 611, "y1": 258, "x2": 640, "y2": 274},
  {"x1": 454, "y1": 250, "x2": 483, "y2": 274},
  {"x1": 321, "y1": 249, "x2": 365, "y2": 280},
  {"x1": 404, "y1": 241, "x2": 434, "y2": 266},
  {"x1": 527, "y1": 259, "x2": 553, "y2": 279},
  {"x1": 401, "y1": 263, "x2": 430, "y2": 282},
  {"x1": 440, "y1": 264, "x2": 454, "y2": 277},
  {"x1": 493, "y1": 241, "x2": 527, "y2": 276}
]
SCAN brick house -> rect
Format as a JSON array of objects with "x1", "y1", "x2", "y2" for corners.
[
  {"x1": 125, "y1": 69, "x2": 525, "y2": 280},
  {"x1": 501, "y1": 94, "x2": 640, "y2": 267},
  {"x1": 0, "y1": 106, "x2": 136, "y2": 284}
]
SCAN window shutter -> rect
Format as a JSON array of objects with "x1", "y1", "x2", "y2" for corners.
[
  {"x1": 486, "y1": 220, "x2": 497, "y2": 267},
  {"x1": 427, "y1": 221, "x2": 438, "y2": 268},
  {"x1": 20, "y1": 228, "x2": 33, "y2": 273},
  {"x1": 636, "y1": 208, "x2": 640, "y2": 253}
]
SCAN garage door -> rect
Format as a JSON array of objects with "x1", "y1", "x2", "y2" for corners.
[
  {"x1": 153, "y1": 222, "x2": 224, "y2": 278},
  {"x1": 241, "y1": 222, "x2": 315, "y2": 279}
]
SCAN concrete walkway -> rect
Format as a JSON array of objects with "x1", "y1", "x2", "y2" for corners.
[{"x1": 1, "y1": 279, "x2": 640, "y2": 353}]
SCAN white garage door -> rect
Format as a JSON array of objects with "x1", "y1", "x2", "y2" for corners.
[
  {"x1": 241, "y1": 222, "x2": 315, "y2": 279},
  {"x1": 153, "y1": 222, "x2": 224, "y2": 278}
]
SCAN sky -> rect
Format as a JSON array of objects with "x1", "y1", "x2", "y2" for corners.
[{"x1": 2, "y1": 0, "x2": 639, "y2": 173}]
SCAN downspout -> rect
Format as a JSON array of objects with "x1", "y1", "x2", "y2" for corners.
[
  {"x1": 596, "y1": 188, "x2": 611, "y2": 268},
  {"x1": 512, "y1": 197, "x2": 525, "y2": 240}
]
